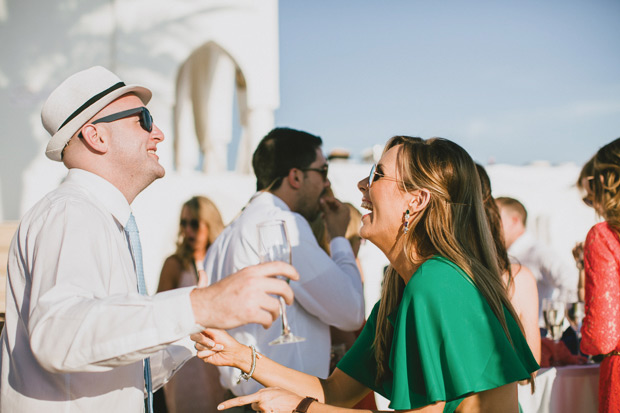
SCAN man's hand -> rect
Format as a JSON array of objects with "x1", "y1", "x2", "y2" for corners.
[
  {"x1": 190, "y1": 262, "x2": 298, "y2": 330},
  {"x1": 320, "y1": 196, "x2": 350, "y2": 240}
]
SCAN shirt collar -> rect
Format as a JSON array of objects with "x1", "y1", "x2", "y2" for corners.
[
  {"x1": 64, "y1": 168, "x2": 132, "y2": 227},
  {"x1": 249, "y1": 191, "x2": 292, "y2": 212}
]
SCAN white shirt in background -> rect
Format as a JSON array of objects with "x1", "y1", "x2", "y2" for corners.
[
  {"x1": 204, "y1": 191, "x2": 365, "y2": 396},
  {"x1": 508, "y1": 231, "x2": 579, "y2": 326}
]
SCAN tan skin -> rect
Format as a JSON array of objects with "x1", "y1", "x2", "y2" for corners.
[
  {"x1": 503, "y1": 264, "x2": 542, "y2": 364},
  {"x1": 64, "y1": 93, "x2": 299, "y2": 331},
  {"x1": 158, "y1": 206, "x2": 210, "y2": 292},
  {"x1": 193, "y1": 145, "x2": 520, "y2": 413}
]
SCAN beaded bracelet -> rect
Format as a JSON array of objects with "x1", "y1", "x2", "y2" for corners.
[{"x1": 236, "y1": 345, "x2": 261, "y2": 384}]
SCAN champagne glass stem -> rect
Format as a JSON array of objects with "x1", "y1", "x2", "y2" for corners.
[{"x1": 279, "y1": 297, "x2": 291, "y2": 336}]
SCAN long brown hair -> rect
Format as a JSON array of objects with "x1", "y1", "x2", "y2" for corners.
[
  {"x1": 175, "y1": 196, "x2": 224, "y2": 270},
  {"x1": 591, "y1": 137, "x2": 620, "y2": 233},
  {"x1": 372, "y1": 137, "x2": 523, "y2": 384},
  {"x1": 476, "y1": 163, "x2": 512, "y2": 277}
]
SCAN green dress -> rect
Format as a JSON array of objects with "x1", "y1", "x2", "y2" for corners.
[{"x1": 337, "y1": 256, "x2": 539, "y2": 412}]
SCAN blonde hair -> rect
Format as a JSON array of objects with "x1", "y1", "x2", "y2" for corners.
[
  {"x1": 576, "y1": 156, "x2": 595, "y2": 190},
  {"x1": 592, "y1": 137, "x2": 620, "y2": 232},
  {"x1": 373, "y1": 137, "x2": 525, "y2": 384},
  {"x1": 175, "y1": 196, "x2": 224, "y2": 270}
]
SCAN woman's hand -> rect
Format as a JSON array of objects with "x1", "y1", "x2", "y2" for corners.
[
  {"x1": 217, "y1": 387, "x2": 304, "y2": 413},
  {"x1": 191, "y1": 328, "x2": 246, "y2": 368}
]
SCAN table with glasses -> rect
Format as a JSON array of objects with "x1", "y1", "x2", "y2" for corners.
[{"x1": 518, "y1": 364, "x2": 599, "y2": 413}]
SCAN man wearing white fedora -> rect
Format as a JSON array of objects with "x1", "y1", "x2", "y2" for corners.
[{"x1": 0, "y1": 66, "x2": 298, "y2": 412}]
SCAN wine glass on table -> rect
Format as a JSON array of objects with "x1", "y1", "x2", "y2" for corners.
[
  {"x1": 543, "y1": 298, "x2": 566, "y2": 342},
  {"x1": 257, "y1": 219, "x2": 305, "y2": 345}
]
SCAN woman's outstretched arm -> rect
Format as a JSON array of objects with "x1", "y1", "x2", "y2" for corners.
[
  {"x1": 218, "y1": 386, "x2": 447, "y2": 413},
  {"x1": 192, "y1": 329, "x2": 370, "y2": 406}
]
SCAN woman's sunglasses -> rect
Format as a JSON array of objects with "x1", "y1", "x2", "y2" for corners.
[
  {"x1": 368, "y1": 163, "x2": 400, "y2": 188},
  {"x1": 79, "y1": 107, "x2": 153, "y2": 138},
  {"x1": 180, "y1": 219, "x2": 200, "y2": 230}
]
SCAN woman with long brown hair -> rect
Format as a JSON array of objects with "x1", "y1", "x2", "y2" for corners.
[
  {"x1": 192, "y1": 137, "x2": 538, "y2": 412},
  {"x1": 158, "y1": 196, "x2": 226, "y2": 413},
  {"x1": 579, "y1": 137, "x2": 620, "y2": 412},
  {"x1": 158, "y1": 196, "x2": 225, "y2": 291},
  {"x1": 476, "y1": 163, "x2": 541, "y2": 364}
]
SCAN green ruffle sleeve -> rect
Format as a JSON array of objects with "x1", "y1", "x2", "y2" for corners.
[{"x1": 338, "y1": 256, "x2": 539, "y2": 412}]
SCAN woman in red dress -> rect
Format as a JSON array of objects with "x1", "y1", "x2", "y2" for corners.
[{"x1": 580, "y1": 137, "x2": 620, "y2": 412}]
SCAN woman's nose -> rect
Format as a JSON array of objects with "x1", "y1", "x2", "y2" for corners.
[{"x1": 357, "y1": 176, "x2": 369, "y2": 193}]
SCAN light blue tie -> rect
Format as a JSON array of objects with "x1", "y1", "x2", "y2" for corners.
[{"x1": 125, "y1": 214, "x2": 153, "y2": 413}]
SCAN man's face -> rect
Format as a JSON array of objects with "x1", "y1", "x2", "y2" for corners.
[
  {"x1": 295, "y1": 148, "x2": 330, "y2": 222},
  {"x1": 103, "y1": 94, "x2": 166, "y2": 189},
  {"x1": 498, "y1": 205, "x2": 522, "y2": 248}
]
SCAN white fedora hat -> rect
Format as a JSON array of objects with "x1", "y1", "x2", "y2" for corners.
[{"x1": 42, "y1": 66, "x2": 152, "y2": 162}]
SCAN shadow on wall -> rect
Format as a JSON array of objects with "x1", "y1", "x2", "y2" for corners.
[
  {"x1": 0, "y1": 0, "x2": 191, "y2": 219},
  {"x1": 0, "y1": 0, "x2": 115, "y2": 219}
]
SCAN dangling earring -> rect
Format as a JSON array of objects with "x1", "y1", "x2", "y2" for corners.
[{"x1": 404, "y1": 209, "x2": 410, "y2": 234}]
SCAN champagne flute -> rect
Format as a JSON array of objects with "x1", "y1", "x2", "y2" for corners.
[
  {"x1": 566, "y1": 301, "x2": 586, "y2": 353},
  {"x1": 543, "y1": 298, "x2": 565, "y2": 342},
  {"x1": 257, "y1": 220, "x2": 305, "y2": 345}
]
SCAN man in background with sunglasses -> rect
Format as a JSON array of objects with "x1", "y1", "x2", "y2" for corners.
[
  {"x1": 0, "y1": 66, "x2": 298, "y2": 412},
  {"x1": 496, "y1": 196, "x2": 578, "y2": 329},
  {"x1": 204, "y1": 127, "x2": 365, "y2": 405}
]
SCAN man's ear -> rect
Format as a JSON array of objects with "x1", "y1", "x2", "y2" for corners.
[
  {"x1": 79, "y1": 124, "x2": 108, "y2": 155},
  {"x1": 285, "y1": 168, "x2": 303, "y2": 190},
  {"x1": 409, "y1": 188, "x2": 431, "y2": 212}
]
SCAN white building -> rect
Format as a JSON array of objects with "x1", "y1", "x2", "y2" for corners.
[{"x1": 0, "y1": 0, "x2": 597, "y2": 313}]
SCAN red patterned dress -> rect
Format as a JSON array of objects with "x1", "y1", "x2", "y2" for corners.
[{"x1": 581, "y1": 222, "x2": 620, "y2": 412}]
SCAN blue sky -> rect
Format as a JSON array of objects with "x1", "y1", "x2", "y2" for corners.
[{"x1": 272, "y1": 0, "x2": 620, "y2": 165}]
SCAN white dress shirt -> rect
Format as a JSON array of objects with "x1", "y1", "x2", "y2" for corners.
[
  {"x1": 0, "y1": 169, "x2": 203, "y2": 412},
  {"x1": 508, "y1": 231, "x2": 579, "y2": 326},
  {"x1": 204, "y1": 192, "x2": 365, "y2": 396}
]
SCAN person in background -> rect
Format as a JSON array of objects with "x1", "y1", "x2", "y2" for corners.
[
  {"x1": 203, "y1": 127, "x2": 365, "y2": 405},
  {"x1": 476, "y1": 164, "x2": 541, "y2": 364},
  {"x1": 157, "y1": 196, "x2": 227, "y2": 412},
  {"x1": 310, "y1": 197, "x2": 376, "y2": 410},
  {"x1": 310, "y1": 192, "x2": 365, "y2": 279},
  {"x1": 194, "y1": 136, "x2": 538, "y2": 412},
  {"x1": 574, "y1": 156, "x2": 596, "y2": 302},
  {"x1": 580, "y1": 137, "x2": 620, "y2": 412},
  {"x1": 158, "y1": 196, "x2": 224, "y2": 291},
  {"x1": 0, "y1": 66, "x2": 297, "y2": 412},
  {"x1": 496, "y1": 196, "x2": 578, "y2": 326}
]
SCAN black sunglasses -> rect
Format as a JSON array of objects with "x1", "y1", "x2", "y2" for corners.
[
  {"x1": 79, "y1": 107, "x2": 153, "y2": 138},
  {"x1": 301, "y1": 164, "x2": 329, "y2": 180},
  {"x1": 368, "y1": 163, "x2": 399, "y2": 188},
  {"x1": 180, "y1": 219, "x2": 200, "y2": 230}
]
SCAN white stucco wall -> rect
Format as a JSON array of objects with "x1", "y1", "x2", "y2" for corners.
[{"x1": 0, "y1": 0, "x2": 279, "y2": 221}]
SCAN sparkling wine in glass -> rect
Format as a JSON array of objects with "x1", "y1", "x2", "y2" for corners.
[
  {"x1": 257, "y1": 220, "x2": 305, "y2": 345},
  {"x1": 543, "y1": 298, "x2": 566, "y2": 342}
]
